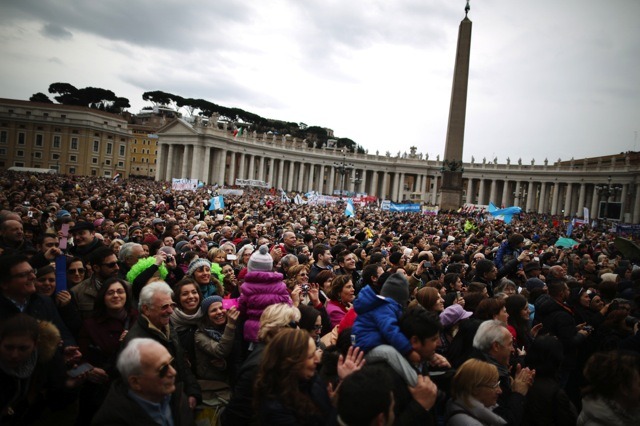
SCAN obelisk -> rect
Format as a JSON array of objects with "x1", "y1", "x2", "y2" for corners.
[{"x1": 439, "y1": 1, "x2": 472, "y2": 210}]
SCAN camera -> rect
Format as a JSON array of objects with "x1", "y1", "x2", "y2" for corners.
[
  {"x1": 166, "y1": 255, "x2": 174, "y2": 263},
  {"x1": 583, "y1": 325, "x2": 594, "y2": 333},
  {"x1": 301, "y1": 284, "x2": 310, "y2": 295}
]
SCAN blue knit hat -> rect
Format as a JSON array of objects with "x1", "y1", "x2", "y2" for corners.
[{"x1": 201, "y1": 295, "x2": 223, "y2": 313}]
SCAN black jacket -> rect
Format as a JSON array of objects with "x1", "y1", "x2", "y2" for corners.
[
  {"x1": 522, "y1": 376, "x2": 577, "y2": 426},
  {"x1": 91, "y1": 379, "x2": 194, "y2": 426},
  {"x1": 0, "y1": 293, "x2": 76, "y2": 346},
  {"x1": 123, "y1": 316, "x2": 201, "y2": 403}
]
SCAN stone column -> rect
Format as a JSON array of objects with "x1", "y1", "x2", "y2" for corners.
[
  {"x1": 238, "y1": 153, "x2": 246, "y2": 180},
  {"x1": 397, "y1": 173, "x2": 405, "y2": 201},
  {"x1": 477, "y1": 179, "x2": 486, "y2": 205},
  {"x1": 634, "y1": 185, "x2": 640, "y2": 223},
  {"x1": 228, "y1": 152, "x2": 236, "y2": 185},
  {"x1": 537, "y1": 182, "x2": 547, "y2": 214},
  {"x1": 371, "y1": 171, "x2": 379, "y2": 197},
  {"x1": 431, "y1": 175, "x2": 439, "y2": 205},
  {"x1": 248, "y1": 155, "x2": 256, "y2": 180},
  {"x1": 501, "y1": 180, "x2": 510, "y2": 207},
  {"x1": 489, "y1": 179, "x2": 497, "y2": 205},
  {"x1": 308, "y1": 164, "x2": 315, "y2": 192},
  {"x1": 276, "y1": 160, "x2": 283, "y2": 190},
  {"x1": 466, "y1": 178, "x2": 474, "y2": 204},
  {"x1": 620, "y1": 184, "x2": 628, "y2": 218},
  {"x1": 591, "y1": 185, "x2": 599, "y2": 217},
  {"x1": 155, "y1": 143, "x2": 165, "y2": 180},
  {"x1": 360, "y1": 169, "x2": 367, "y2": 195},
  {"x1": 328, "y1": 166, "x2": 335, "y2": 195},
  {"x1": 217, "y1": 149, "x2": 227, "y2": 185},
  {"x1": 267, "y1": 159, "x2": 275, "y2": 188},
  {"x1": 513, "y1": 181, "x2": 521, "y2": 207},
  {"x1": 286, "y1": 161, "x2": 295, "y2": 191},
  {"x1": 258, "y1": 156, "x2": 265, "y2": 182},
  {"x1": 382, "y1": 172, "x2": 390, "y2": 200},
  {"x1": 297, "y1": 163, "x2": 305, "y2": 192},
  {"x1": 192, "y1": 145, "x2": 204, "y2": 182},
  {"x1": 180, "y1": 145, "x2": 191, "y2": 178},
  {"x1": 526, "y1": 181, "x2": 535, "y2": 212},
  {"x1": 563, "y1": 183, "x2": 573, "y2": 217},
  {"x1": 550, "y1": 182, "x2": 560, "y2": 215},
  {"x1": 421, "y1": 174, "x2": 428, "y2": 195},
  {"x1": 577, "y1": 183, "x2": 586, "y2": 217},
  {"x1": 201, "y1": 147, "x2": 211, "y2": 184}
]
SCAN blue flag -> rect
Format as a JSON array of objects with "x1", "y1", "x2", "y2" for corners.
[
  {"x1": 209, "y1": 195, "x2": 224, "y2": 211},
  {"x1": 345, "y1": 199, "x2": 355, "y2": 217}
]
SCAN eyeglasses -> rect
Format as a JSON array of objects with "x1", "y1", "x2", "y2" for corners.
[
  {"x1": 288, "y1": 321, "x2": 299, "y2": 329},
  {"x1": 156, "y1": 303, "x2": 177, "y2": 311},
  {"x1": 480, "y1": 380, "x2": 501, "y2": 389},
  {"x1": 314, "y1": 325, "x2": 323, "y2": 331},
  {"x1": 298, "y1": 273, "x2": 308, "y2": 277},
  {"x1": 158, "y1": 357, "x2": 174, "y2": 378},
  {"x1": 102, "y1": 262, "x2": 119, "y2": 268},
  {"x1": 106, "y1": 289, "x2": 126, "y2": 297},
  {"x1": 12, "y1": 269, "x2": 36, "y2": 279},
  {"x1": 68, "y1": 268, "x2": 85, "y2": 275}
]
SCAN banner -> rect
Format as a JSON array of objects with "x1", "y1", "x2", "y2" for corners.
[
  {"x1": 423, "y1": 206, "x2": 439, "y2": 216},
  {"x1": 172, "y1": 178, "x2": 198, "y2": 191},
  {"x1": 209, "y1": 195, "x2": 225, "y2": 211},
  {"x1": 218, "y1": 189, "x2": 244, "y2": 196},
  {"x1": 235, "y1": 179, "x2": 270, "y2": 188},
  {"x1": 616, "y1": 224, "x2": 640, "y2": 236},
  {"x1": 380, "y1": 201, "x2": 421, "y2": 212}
]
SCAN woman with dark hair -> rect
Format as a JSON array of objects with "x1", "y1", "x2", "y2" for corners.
[
  {"x1": 474, "y1": 297, "x2": 509, "y2": 324},
  {"x1": 254, "y1": 328, "x2": 332, "y2": 425},
  {"x1": 66, "y1": 257, "x2": 86, "y2": 289},
  {"x1": 443, "y1": 272, "x2": 466, "y2": 307},
  {"x1": 298, "y1": 304, "x2": 324, "y2": 346},
  {"x1": 326, "y1": 275, "x2": 356, "y2": 327},
  {"x1": 77, "y1": 277, "x2": 138, "y2": 424},
  {"x1": 523, "y1": 336, "x2": 577, "y2": 426},
  {"x1": 506, "y1": 295, "x2": 542, "y2": 352},
  {"x1": 34, "y1": 265, "x2": 82, "y2": 338},
  {"x1": 411, "y1": 286, "x2": 445, "y2": 314},
  {"x1": 170, "y1": 277, "x2": 204, "y2": 368}
]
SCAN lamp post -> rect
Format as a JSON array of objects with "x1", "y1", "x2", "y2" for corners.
[
  {"x1": 333, "y1": 148, "x2": 354, "y2": 201},
  {"x1": 595, "y1": 176, "x2": 622, "y2": 220},
  {"x1": 351, "y1": 171, "x2": 362, "y2": 195}
]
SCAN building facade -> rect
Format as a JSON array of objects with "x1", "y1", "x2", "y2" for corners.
[
  {"x1": 157, "y1": 118, "x2": 640, "y2": 223},
  {"x1": 0, "y1": 98, "x2": 130, "y2": 177}
]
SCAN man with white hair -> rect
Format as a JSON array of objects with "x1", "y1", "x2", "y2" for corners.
[
  {"x1": 92, "y1": 338, "x2": 193, "y2": 425},
  {"x1": 123, "y1": 281, "x2": 201, "y2": 409},
  {"x1": 472, "y1": 320, "x2": 535, "y2": 426},
  {"x1": 117, "y1": 242, "x2": 145, "y2": 281}
]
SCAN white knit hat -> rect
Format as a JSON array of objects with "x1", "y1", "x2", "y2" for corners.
[{"x1": 247, "y1": 245, "x2": 273, "y2": 272}]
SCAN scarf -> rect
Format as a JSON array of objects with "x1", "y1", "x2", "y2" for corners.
[
  {"x1": 203, "y1": 325, "x2": 224, "y2": 341},
  {"x1": 0, "y1": 349, "x2": 38, "y2": 379},
  {"x1": 170, "y1": 307, "x2": 203, "y2": 333}
]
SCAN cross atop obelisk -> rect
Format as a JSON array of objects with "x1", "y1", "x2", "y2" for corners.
[{"x1": 439, "y1": 1, "x2": 473, "y2": 210}]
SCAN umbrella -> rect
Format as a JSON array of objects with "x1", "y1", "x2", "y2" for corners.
[
  {"x1": 555, "y1": 237, "x2": 579, "y2": 248},
  {"x1": 614, "y1": 237, "x2": 640, "y2": 261}
]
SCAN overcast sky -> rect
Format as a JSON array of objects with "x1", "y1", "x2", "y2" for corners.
[{"x1": 1, "y1": 0, "x2": 638, "y2": 163}]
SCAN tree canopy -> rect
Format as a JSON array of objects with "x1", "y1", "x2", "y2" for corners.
[{"x1": 34, "y1": 82, "x2": 131, "y2": 113}]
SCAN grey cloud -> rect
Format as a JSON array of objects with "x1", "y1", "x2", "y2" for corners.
[
  {"x1": 47, "y1": 57, "x2": 63, "y2": 64},
  {"x1": 40, "y1": 23, "x2": 72, "y2": 40}
]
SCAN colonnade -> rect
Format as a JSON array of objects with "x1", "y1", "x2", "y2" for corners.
[{"x1": 156, "y1": 119, "x2": 640, "y2": 223}]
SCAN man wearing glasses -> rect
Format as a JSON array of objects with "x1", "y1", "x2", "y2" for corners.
[
  {"x1": 0, "y1": 253, "x2": 77, "y2": 348},
  {"x1": 472, "y1": 320, "x2": 535, "y2": 425},
  {"x1": 124, "y1": 281, "x2": 201, "y2": 410},
  {"x1": 71, "y1": 246, "x2": 120, "y2": 319},
  {"x1": 93, "y1": 338, "x2": 193, "y2": 425}
]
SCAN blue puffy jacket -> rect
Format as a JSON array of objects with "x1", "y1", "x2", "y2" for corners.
[{"x1": 352, "y1": 285, "x2": 412, "y2": 354}]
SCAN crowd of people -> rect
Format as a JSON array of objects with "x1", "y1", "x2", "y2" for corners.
[{"x1": 0, "y1": 170, "x2": 639, "y2": 426}]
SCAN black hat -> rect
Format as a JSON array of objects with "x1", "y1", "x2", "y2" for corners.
[
  {"x1": 69, "y1": 221, "x2": 94, "y2": 233},
  {"x1": 524, "y1": 262, "x2": 541, "y2": 272}
]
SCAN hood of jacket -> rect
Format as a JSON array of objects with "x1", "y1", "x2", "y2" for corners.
[{"x1": 354, "y1": 285, "x2": 390, "y2": 315}]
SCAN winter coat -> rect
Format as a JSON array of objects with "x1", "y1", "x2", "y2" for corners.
[
  {"x1": 326, "y1": 300, "x2": 350, "y2": 328},
  {"x1": 352, "y1": 285, "x2": 412, "y2": 354},
  {"x1": 70, "y1": 276, "x2": 100, "y2": 319},
  {"x1": 534, "y1": 298, "x2": 586, "y2": 372},
  {"x1": 194, "y1": 323, "x2": 236, "y2": 381},
  {"x1": 577, "y1": 396, "x2": 640, "y2": 426},
  {"x1": 91, "y1": 379, "x2": 194, "y2": 426},
  {"x1": 446, "y1": 397, "x2": 507, "y2": 426},
  {"x1": 0, "y1": 293, "x2": 76, "y2": 346},
  {"x1": 237, "y1": 271, "x2": 291, "y2": 343},
  {"x1": 123, "y1": 315, "x2": 202, "y2": 403},
  {"x1": 0, "y1": 321, "x2": 76, "y2": 426},
  {"x1": 522, "y1": 376, "x2": 577, "y2": 426}
]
